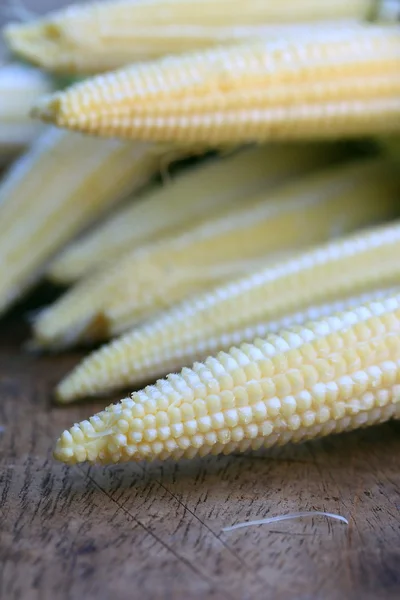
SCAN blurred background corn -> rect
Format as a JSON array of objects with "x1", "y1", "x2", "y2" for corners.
[
  {"x1": 378, "y1": 136, "x2": 400, "y2": 160},
  {"x1": 53, "y1": 292, "x2": 400, "y2": 464},
  {"x1": 0, "y1": 128, "x2": 181, "y2": 315},
  {"x1": 55, "y1": 217, "x2": 400, "y2": 403},
  {"x1": 33, "y1": 156, "x2": 400, "y2": 350},
  {"x1": 102, "y1": 158, "x2": 400, "y2": 336},
  {"x1": 3, "y1": 0, "x2": 377, "y2": 75},
  {"x1": 47, "y1": 142, "x2": 340, "y2": 284},
  {"x1": 31, "y1": 24, "x2": 400, "y2": 145},
  {"x1": 378, "y1": 0, "x2": 400, "y2": 21},
  {"x1": 0, "y1": 62, "x2": 53, "y2": 166}
]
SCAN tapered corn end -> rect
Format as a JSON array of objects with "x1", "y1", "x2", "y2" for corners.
[
  {"x1": 55, "y1": 342, "x2": 118, "y2": 402},
  {"x1": 53, "y1": 430, "x2": 79, "y2": 464},
  {"x1": 54, "y1": 382, "x2": 77, "y2": 404},
  {"x1": 53, "y1": 295, "x2": 400, "y2": 465},
  {"x1": 4, "y1": 22, "x2": 59, "y2": 71},
  {"x1": 33, "y1": 306, "x2": 109, "y2": 351},
  {"x1": 30, "y1": 92, "x2": 62, "y2": 124},
  {"x1": 53, "y1": 398, "x2": 139, "y2": 464}
]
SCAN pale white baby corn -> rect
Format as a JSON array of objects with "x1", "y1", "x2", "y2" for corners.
[
  {"x1": 0, "y1": 62, "x2": 53, "y2": 165},
  {"x1": 32, "y1": 24, "x2": 400, "y2": 144},
  {"x1": 53, "y1": 292, "x2": 400, "y2": 464},
  {"x1": 4, "y1": 0, "x2": 375, "y2": 74},
  {"x1": 47, "y1": 143, "x2": 339, "y2": 284},
  {"x1": 56, "y1": 219, "x2": 400, "y2": 402},
  {"x1": 33, "y1": 156, "x2": 400, "y2": 350},
  {"x1": 0, "y1": 129, "x2": 177, "y2": 315}
]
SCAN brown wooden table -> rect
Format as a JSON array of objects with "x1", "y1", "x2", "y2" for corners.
[{"x1": 1, "y1": 2, "x2": 400, "y2": 598}]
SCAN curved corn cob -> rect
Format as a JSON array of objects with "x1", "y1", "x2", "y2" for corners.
[
  {"x1": 56, "y1": 219, "x2": 400, "y2": 403},
  {"x1": 0, "y1": 128, "x2": 178, "y2": 315},
  {"x1": 53, "y1": 292, "x2": 400, "y2": 464},
  {"x1": 33, "y1": 156, "x2": 400, "y2": 350},
  {"x1": 32, "y1": 24, "x2": 400, "y2": 144},
  {"x1": 47, "y1": 143, "x2": 335, "y2": 284},
  {"x1": 0, "y1": 62, "x2": 53, "y2": 165},
  {"x1": 3, "y1": 0, "x2": 375, "y2": 75}
]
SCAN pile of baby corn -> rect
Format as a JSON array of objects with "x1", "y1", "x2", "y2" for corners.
[{"x1": 1, "y1": 0, "x2": 400, "y2": 466}]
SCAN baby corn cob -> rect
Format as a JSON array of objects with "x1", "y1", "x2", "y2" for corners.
[
  {"x1": 47, "y1": 143, "x2": 339, "y2": 284},
  {"x1": 3, "y1": 0, "x2": 375, "y2": 75},
  {"x1": 56, "y1": 218, "x2": 400, "y2": 403},
  {"x1": 32, "y1": 24, "x2": 400, "y2": 144},
  {"x1": 53, "y1": 292, "x2": 400, "y2": 464},
  {"x1": 33, "y1": 156, "x2": 400, "y2": 349},
  {"x1": 0, "y1": 129, "x2": 178, "y2": 315},
  {"x1": 0, "y1": 62, "x2": 53, "y2": 165}
]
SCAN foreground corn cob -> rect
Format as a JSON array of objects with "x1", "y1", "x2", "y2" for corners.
[
  {"x1": 34, "y1": 156, "x2": 400, "y2": 349},
  {"x1": 53, "y1": 292, "x2": 400, "y2": 464},
  {"x1": 3, "y1": 0, "x2": 375, "y2": 75},
  {"x1": 0, "y1": 129, "x2": 179, "y2": 315},
  {"x1": 32, "y1": 24, "x2": 400, "y2": 144},
  {"x1": 0, "y1": 62, "x2": 53, "y2": 165},
  {"x1": 47, "y1": 143, "x2": 335, "y2": 284},
  {"x1": 56, "y1": 218, "x2": 400, "y2": 403}
]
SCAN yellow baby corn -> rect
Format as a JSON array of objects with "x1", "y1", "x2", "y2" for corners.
[
  {"x1": 0, "y1": 62, "x2": 53, "y2": 165},
  {"x1": 53, "y1": 292, "x2": 400, "y2": 464},
  {"x1": 4, "y1": 0, "x2": 375, "y2": 75},
  {"x1": 34, "y1": 156, "x2": 400, "y2": 349},
  {"x1": 47, "y1": 143, "x2": 339, "y2": 284},
  {"x1": 0, "y1": 129, "x2": 178, "y2": 315},
  {"x1": 32, "y1": 24, "x2": 400, "y2": 144},
  {"x1": 33, "y1": 156, "x2": 398, "y2": 349},
  {"x1": 56, "y1": 218, "x2": 400, "y2": 403}
]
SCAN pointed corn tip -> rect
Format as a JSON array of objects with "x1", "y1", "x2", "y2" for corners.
[
  {"x1": 55, "y1": 359, "x2": 111, "y2": 404},
  {"x1": 4, "y1": 22, "x2": 41, "y2": 61},
  {"x1": 31, "y1": 92, "x2": 62, "y2": 123},
  {"x1": 54, "y1": 376, "x2": 85, "y2": 404},
  {"x1": 53, "y1": 428, "x2": 78, "y2": 463},
  {"x1": 53, "y1": 399, "x2": 140, "y2": 464},
  {"x1": 33, "y1": 307, "x2": 111, "y2": 352},
  {"x1": 53, "y1": 440, "x2": 77, "y2": 464},
  {"x1": 3, "y1": 21, "x2": 64, "y2": 72},
  {"x1": 54, "y1": 384, "x2": 70, "y2": 404}
]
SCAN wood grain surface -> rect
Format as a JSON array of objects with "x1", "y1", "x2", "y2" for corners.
[
  {"x1": 1, "y1": 2, "x2": 400, "y2": 599},
  {"x1": 1, "y1": 302, "x2": 400, "y2": 600}
]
